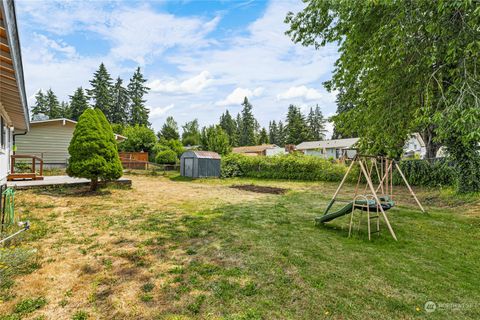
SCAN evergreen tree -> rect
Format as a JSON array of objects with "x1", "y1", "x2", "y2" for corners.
[
  {"x1": 45, "y1": 89, "x2": 62, "y2": 119},
  {"x1": 31, "y1": 90, "x2": 48, "y2": 120},
  {"x1": 159, "y1": 116, "x2": 179, "y2": 140},
  {"x1": 239, "y1": 97, "x2": 256, "y2": 146},
  {"x1": 285, "y1": 105, "x2": 310, "y2": 145},
  {"x1": 200, "y1": 125, "x2": 231, "y2": 155},
  {"x1": 269, "y1": 121, "x2": 278, "y2": 145},
  {"x1": 277, "y1": 120, "x2": 286, "y2": 147},
  {"x1": 307, "y1": 105, "x2": 326, "y2": 140},
  {"x1": 258, "y1": 127, "x2": 269, "y2": 144},
  {"x1": 67, "y1": 108, "x2": 123, "y2": 191},
  {"x1": 59, "y1": 101, "x2": 71, "y2": 119},
  {"x1": 128, "y1": 67, "x2": 150, "y2": 126},
  {"x1": 69, "y1": 87, "x2": 90, "y2": 121},
  {"x1": 235, "y1": 113, "x2": 243, "y2": 147},
  {"x1": 219, "y1": 110, "x2": 238, "y2": 146},
  {"x1": 111, "y1": 77, "x2": 130, "y2": 124},
  {"x1": 181, "y1": 119, "x2": 201, "y2": 146},
  {"x1": 87, "y1": 63, "x2": 114, "y2": 121}
]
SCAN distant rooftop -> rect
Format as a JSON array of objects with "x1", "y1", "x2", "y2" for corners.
[
  {"x1": 296, "y1": 138, "x2": 359, "y2": 150},
  {"x1": 232, "y1": 144, "x2": 279, "y2": 153}
]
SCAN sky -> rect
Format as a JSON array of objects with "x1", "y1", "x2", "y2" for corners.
[{"x1": 16, "y1": 0, "x2": 339, "y2": 137}]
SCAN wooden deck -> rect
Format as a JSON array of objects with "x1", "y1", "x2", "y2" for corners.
[{"x1": 7, "y1": 176, "x2": 132, "y2": 190}]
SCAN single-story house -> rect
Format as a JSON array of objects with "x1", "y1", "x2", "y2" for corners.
[
  {"x1": 403, "y1": 133, "x2": 426, "y2": 159},
  {"x1": 16, "y1": 118, "x2": 127, "y2": 167},
  {"x1": 0, "y1": 0, "x2": 31, "y2": 184},
  {"x1": 232, "y1": 144, "x2": 286, "y2": 156},
  {"x1": 296, "y1": 138, "x2": 360, "y2": 160}
]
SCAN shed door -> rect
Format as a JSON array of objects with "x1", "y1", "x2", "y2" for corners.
[{"x1": 184, "y1": 158, "x2": 194, "y2": 177}]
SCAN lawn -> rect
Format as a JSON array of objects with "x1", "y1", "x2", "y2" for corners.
[{"x1": 1, "y1": 174, "x2": 479, "y2": 319}]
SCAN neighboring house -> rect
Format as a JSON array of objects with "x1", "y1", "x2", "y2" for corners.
[
  {"x1": 232, "y1": 144, "x2": 286, "y2": 157},
  {"x1": 16, "y1": 118, "x2": 127, "y2": 168},
  {"x1": 403, "y1": 133, "x2": 426, "y2": 159},
  {"x1": 296, "y1": 138, "x2": 360, "y2": 160},
  {"x1": 0, "y1": 0, "x2": 30, "y2": 185}
]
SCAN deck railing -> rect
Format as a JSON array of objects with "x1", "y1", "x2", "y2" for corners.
[{"x1": 10, "y1": 154, "x2": 44, "y2": 177}]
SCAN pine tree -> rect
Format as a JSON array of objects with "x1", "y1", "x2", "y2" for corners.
[
  {"x1": 269, "y1": 121, "x2": 278, "y2": 145},
  {"x1": 285, "y1": 105, "x2": 310, "y2": 145},
  {"x1": 31, "y1": 90, "x2": 48, "y2": 120},
  {"x1": 59, "y1": 101, "x2": 71, "y2": 119},
  {"x1": 239, "y1": 97, "x2": 256, "y2": 146},
  {"x1": 87, "y1": 63, "x2": 114, "y2": 121},
  {"x1": 159, "y1": 116, "x2": 179, "y2": 140},
  {"x1": 67, "y1": 108, "x2": 123, "y2": 191},
  {"x1": 258, "y1": 127, "x2": 269, "y2": 144},
  {"x1": 235, "y1": 113, "x2": 243, "y2": 147},
  {"x1": 219, "y1": 110, "x2": 238, "y2": 146},
  {"x1": 128, "y1": 67, "x2": 150, "y2": 126},
  {"x1": 69, "y1": 87, "x2": 90, "y2": 121},
  {"x1": 181, "y1": 119, "x2": 201, "y2": 146},
  {"x1": 307, "y1": 105, "x2": 326, "y2": 140},
  {"x1": 111, "y1": 77, "x2": 130, "y2": 124},
  {"x1": 277, "y1": 121, "x2": 286, "y2": 147},
  {"x1": 45, "y1": 89, "x2": 62, "y2": 119}
]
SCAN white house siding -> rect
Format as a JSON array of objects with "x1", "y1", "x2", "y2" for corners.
[
  {"x1": 0, "y1": 126, "x2": 12, "y2": 185},
  {"x1": 15, "y1": 121, "x2": 75, "y2": 166},
  {"x1": 304, "y1": 149, "x2": 324, "y2": 157},
  {"x1": 265, "y1": 147, "x2": 286, "y2": 156}
]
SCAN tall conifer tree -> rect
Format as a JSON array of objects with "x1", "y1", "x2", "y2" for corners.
[
  {"x1": 69, "y1": 87, "x2": 90, "y2": 121},
  {"x1": 87, "y1": 63, "x2": 114, "y2": 121},
  {"x1": 128, "y1": 67, "x2": 150, "y2": 126},
  {"x1": 111, "y1": 77, "x2": 130, "y2": 124}
]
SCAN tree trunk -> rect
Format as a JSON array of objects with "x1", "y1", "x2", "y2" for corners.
[
  {"x1": 90, "y1": 177, "x2": 98, "y2": 191},
  {"x1": 420, "y1": 126, "x2": 440, "y2": 160}
]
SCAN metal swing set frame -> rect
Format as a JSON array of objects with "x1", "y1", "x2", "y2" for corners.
[{"x1": 323, "y1": 155, "x2": 425, "y2": 241}]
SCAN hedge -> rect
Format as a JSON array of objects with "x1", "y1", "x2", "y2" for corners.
[{"x1": 221, "y1": 153, "x2": 457, "y2": 187}]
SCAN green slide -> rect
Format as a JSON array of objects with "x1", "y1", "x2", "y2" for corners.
[{"x1": 316, "y1": 197, "x2": 394, "y2": 224}]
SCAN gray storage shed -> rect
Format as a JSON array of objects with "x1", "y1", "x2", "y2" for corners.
[{"x1": 180, "y1": 151, "x2": 221, "y2": 178}]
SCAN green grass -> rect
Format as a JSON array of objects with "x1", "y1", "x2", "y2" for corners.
[
  {"x1": 4, "y1": 175, "x2": 479, "y2": 319},
  {"x1": 147, "y1": 189, "x2": 480, "y2": 319}
]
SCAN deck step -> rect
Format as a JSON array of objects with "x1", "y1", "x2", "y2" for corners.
[{"x1": 7, "y1": 173, "x2": 44, "y2": 181}]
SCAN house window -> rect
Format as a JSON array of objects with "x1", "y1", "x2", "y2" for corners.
[{"x1": 0, "y1": 116, "x2": 5, "y2": 149}]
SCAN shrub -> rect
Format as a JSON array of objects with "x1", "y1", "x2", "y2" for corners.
[
  {"x1": 221, "y1": 153, "x2": 457, "y2": 187},
  {"x1": 155, "y1": 149, "x2": 178, "y2": 164},
  {"x1": 67, "y1": 108, "x2": 123, "y2": 191},
  {"x1": 221, "y1": 153, "x2": 346, "y2": 181}
]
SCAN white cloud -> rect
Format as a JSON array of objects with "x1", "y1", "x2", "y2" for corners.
[
  {"x1": 277, "y1": 86, "x2": 324, "y2": 101},
  {"x1": 96, "y1": 7, "x2": 220, "y2": 64},
  {"x1": 148, "y1": 71, "x2": 213, "y2": 94},
  {"x1": 148, "y1": 104, "x2": 175, "y2": 119},
  {"x1": 216, "y1": 87, "x2": 264, "y2": 106}
]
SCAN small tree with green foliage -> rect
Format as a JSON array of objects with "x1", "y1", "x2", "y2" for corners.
[
  {"x1": 67, "y1": 108, "x2": 123, "y2": 191},
  {"x1": 119, "y1": 125, "x2": 157, "y2": 153},
  {"x1": 155, "y1": 149, "x2": 178, "y2": 164},
  {"x1": 158, "y1": 116, "x2": 180, "y2": 140},
  {"x1": 200, "y1": 125, "x2": 231, "y2": 155}
]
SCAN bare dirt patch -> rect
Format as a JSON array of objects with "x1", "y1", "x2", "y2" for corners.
[{"x1": 231, "y1": 184, "x2": 287, "y2": 194}]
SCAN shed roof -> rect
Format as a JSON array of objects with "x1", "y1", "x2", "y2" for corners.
[
  {"x1": 232, "y1": 144, "x2": 279, "y2": 154},
  {"x1": 296, "y1": 138, "x2": 360, "y2": 150},
  {"x1": 190, "y1": 151, "x2": 221, "y2": 159}
]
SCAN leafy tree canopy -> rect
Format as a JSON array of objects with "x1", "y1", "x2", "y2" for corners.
[
  {"x1": 159, "y1": 116, "x2": 180, "y2": 141},
  {"x1": 119, "y1": 125, "x2": 157, "y2": 153},
  {"x1": 286, "y1": 0, "x2": 480, "y2": 192}
]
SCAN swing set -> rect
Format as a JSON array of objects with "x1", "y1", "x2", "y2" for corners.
[{"x1": 317, "y1": 155, "x2": 425, "y2": 240}]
